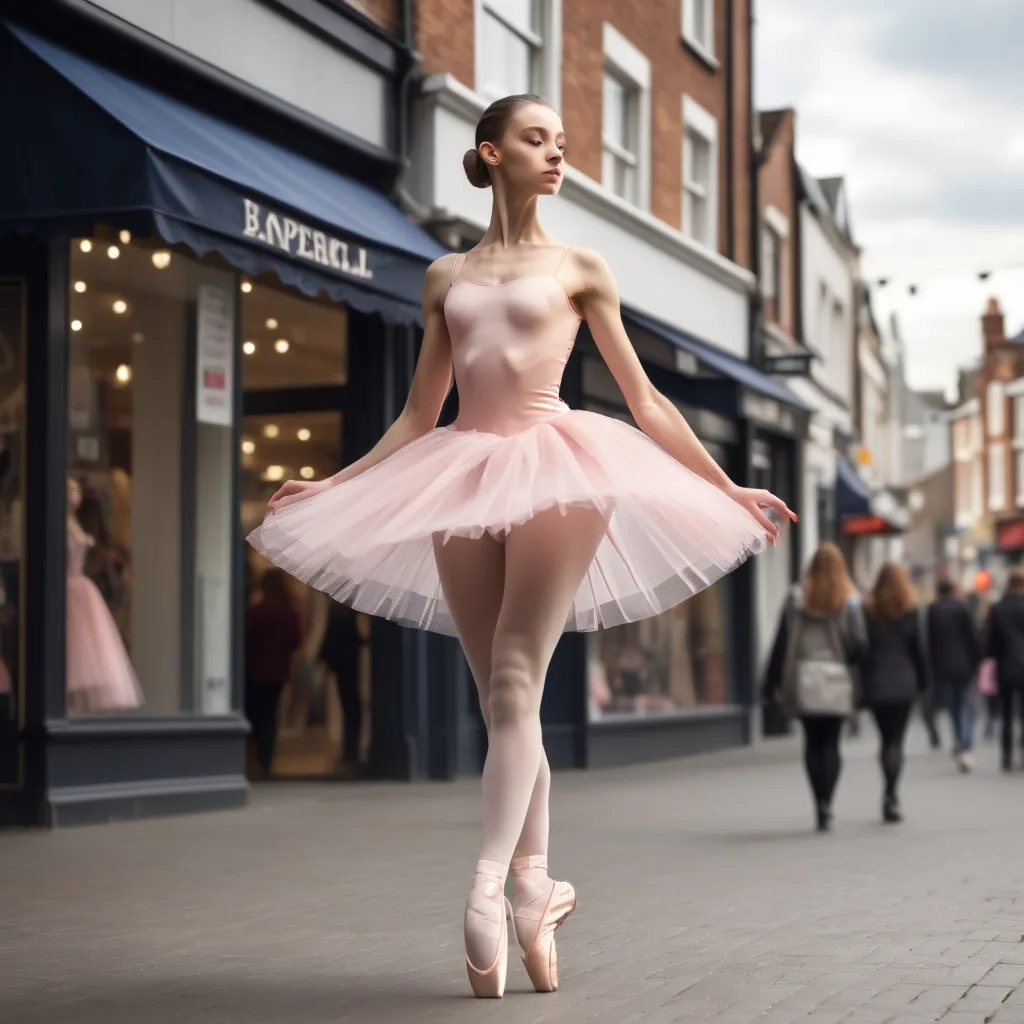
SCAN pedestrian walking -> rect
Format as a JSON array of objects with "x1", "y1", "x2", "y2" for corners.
[
  {"x1": 764, "y1": 543, "x2": 866, "y2": 833},
  {"x1": 927, "y1": 579, "x2": 983, "y2": 772},
  {"x1": 985, "y1": 567, "x2": 1024, "y2": 772},
  {"x1": 247, "y1": 94, "x2": 795, "y2": 997},
  {"x1": 861, "y1": 564, "x2": 929, "y2": 823}
]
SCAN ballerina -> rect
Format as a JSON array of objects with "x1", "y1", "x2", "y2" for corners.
[{"x1": 250, "y1": 92, "x2": 795, "y2": 998}]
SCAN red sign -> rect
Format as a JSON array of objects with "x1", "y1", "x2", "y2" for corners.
[
  {"x1": 996, "y1": 519, "x2": 1024, "y2": 551},
  {"x1": 203, "y1": 368, "x2": 226, "y2": 391},
  {"x1": 842, "y1": 515, "x2": 895, "y2": 536}
]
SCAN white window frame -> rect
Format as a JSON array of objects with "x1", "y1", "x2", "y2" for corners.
[
  {"x1": 989, "y1": 442, "x2": 1007, "y2": 511},
  {"x1": 1016, "y1": 447, "x2": 1024, "y2": 508},
  {"x1": 681, "y1": 0, "x2": 717, "y2": 67},
  {"x1": 987, "y1": 380, "x2": 1006, "y2": 437},
  {"x1": 682, "y1": 94, "x2": 718, "y2": 249},
  {"x1": 474, "y1": 0, "x2": 562, "y2": 109},
  {"x1": 602, "y1": 24, "x2": 651, "y2": 211}
]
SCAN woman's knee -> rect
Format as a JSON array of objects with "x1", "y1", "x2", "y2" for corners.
[{"x1": 487, "y1": 648, "x2": 541, "y2": 727}]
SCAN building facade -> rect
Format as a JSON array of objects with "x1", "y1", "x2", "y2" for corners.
[{"x1": 408, "y1": 0, "x2": 809, "y2": 766}]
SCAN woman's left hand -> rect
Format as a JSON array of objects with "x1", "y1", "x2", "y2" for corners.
[{"x1": 724, "y1": 485, "x2": 797, "y2": 545}]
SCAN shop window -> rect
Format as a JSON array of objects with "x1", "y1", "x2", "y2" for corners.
[
  {"x1": 0, "y1": 279, "x2": 24, "y2": 782},
  {"x1": 240, "y1": 281, "x2": 347, "y2": 390},
  {"x1": 67, "y1": 235, "x2": 235, "y2": 716}
]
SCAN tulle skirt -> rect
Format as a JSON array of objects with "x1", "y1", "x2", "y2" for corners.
[
  {"x1": 248, "y1": 410, "x2": 768, "y2": 637},
  {"x1": 66, "y1": 575, "x2": 144, "y2": 713}
]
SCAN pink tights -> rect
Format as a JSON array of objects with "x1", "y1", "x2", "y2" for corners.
[{"x1": 434, "y1": 505, "x2": 607, "y2": 967}]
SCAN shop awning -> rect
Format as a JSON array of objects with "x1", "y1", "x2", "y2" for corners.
[
  {"x1": 836, "y1": 458, "x2": 872, "y2": 518},
  {"x1": 0, "y1": 23, "x2": 446, "y2": 324},
  {"x1": 622, "y1": 307, "x2": 812, "y2": 432},
  {"x1": 837, "y1": 461, "x2": 908, "y2": 536}
]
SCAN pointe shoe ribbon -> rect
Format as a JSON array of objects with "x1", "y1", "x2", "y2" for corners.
[
  {"x1": 510, "y1": 854, "x2": 577, "y2": 993},
  {"x1": 465, "y1": 860, "x2": 513, "y2": 998}
]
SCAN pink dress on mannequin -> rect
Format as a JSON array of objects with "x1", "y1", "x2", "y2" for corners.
[
  {"x1": 249, "y1": 247, "x2": 767, "y2": 634},
  {"x1": 66, "y1": 528, "x2": 143, "y2": 713}
]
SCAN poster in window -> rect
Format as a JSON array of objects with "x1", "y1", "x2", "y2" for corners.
[{"x1": 196, "y1": 284, "x2": 234, "y2": 427}]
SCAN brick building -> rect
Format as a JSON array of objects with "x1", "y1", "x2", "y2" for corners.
[{"x1": 951, "y1": 299, "x2": 1024, "y2": 590}]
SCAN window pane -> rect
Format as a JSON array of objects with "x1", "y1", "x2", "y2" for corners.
[
  {"x1": 602, "y1": 72, "x2": 628, "y2": 150},
  {"x1": 693, "y1": 0, "x2": 709, "y2": 48},
  {"x1": 0, "y1": 280, "x2": 24, "y2": 784},
  {"x1": 241, "y1": 282, "x2": 347, "y2": 390},
  {"x1": 685, "y1": 129, "x2": 710, "y2": 187},
  {"x1": 68, "y1": 236, "x2": 235, "y2": 716},
  {"x1": 684, "y1": 188, "x2": 708, "y2": 244},
  {"x1": 482, "y1": 13, "x2": 533, "y2": 96},
  {"x1": 484, "y1": 0, "x2": 536, "y2": 34}
]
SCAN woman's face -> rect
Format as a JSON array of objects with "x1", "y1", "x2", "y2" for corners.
[{"x1": 484, "y1": 102, "x2": 566, "y2": 196}]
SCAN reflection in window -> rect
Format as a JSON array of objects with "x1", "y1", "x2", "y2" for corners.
[{"x1": 0, "y1": 280, "x2": 24, "y2": 782}]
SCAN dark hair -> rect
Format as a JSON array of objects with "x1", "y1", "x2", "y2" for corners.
[
  {"x1": 936, "y1": 578, "x2": 957, "y2": 599},
  {"x1": 463, "y1": 93, "x2": 552, "y2": 189}
]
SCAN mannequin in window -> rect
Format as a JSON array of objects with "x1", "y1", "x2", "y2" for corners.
[{"x1": 66, "y1": 477, "x2": 142, "y2": 715}]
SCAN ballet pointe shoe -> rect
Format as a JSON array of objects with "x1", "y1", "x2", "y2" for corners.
[
  {"x1": 510, "y1": 854, "x2": 577, "y2": 993},
  {"x1": 464, "y1": 860, "x2": 513, "y2": 998}
]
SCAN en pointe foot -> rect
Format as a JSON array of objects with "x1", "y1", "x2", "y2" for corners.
[
  {"x1": 464, "y1": 860, "x2": 513, "y2": 998},
  {"x1": 510, "y1": 854, "x2": 577, "y2": 993}
]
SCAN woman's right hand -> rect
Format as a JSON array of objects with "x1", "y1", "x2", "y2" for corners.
[{"x1": 267, "y1": 478, "x2": 330, "y2": 517}]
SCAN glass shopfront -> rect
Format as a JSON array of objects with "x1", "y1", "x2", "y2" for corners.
[{"x1": 579, "y1": 354, "x2": 739, "y2": 724}]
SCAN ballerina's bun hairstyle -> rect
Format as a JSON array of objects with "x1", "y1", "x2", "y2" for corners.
[{"x1": 463, "y1": 93, "x2": 552, "y2": 189}]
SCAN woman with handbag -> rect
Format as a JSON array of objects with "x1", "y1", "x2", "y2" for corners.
[
  {"x1": 861, "y1": 564, "x2": 930, "y2": 823},
  {"x1": 764, "y1": 543, "x2": 866, "y2": 832}
]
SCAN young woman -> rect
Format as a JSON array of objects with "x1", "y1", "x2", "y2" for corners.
[
  {"x1": 862, "y1": 564, "x2": 929, "y2": 823},
  {"x1": 764, "y1": 543, "x2": 865, "y2": 832},
  {"x1": 986, "y1": 567, "x2": 1024, "y2": 771},
  {"x1": 250, "y1": 94, "x2": 794, "y2": 998}
]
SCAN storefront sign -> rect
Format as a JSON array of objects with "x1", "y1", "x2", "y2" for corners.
[
  {"x1": 763, "y1": 352, "x2": 812, "y2": 377},
  {"x1": 196, "y1": 284, "x2": 234, "y2": 427},
  {"x1": 243, "y1": 199, "x2": 373, "y2": 280},
  {"x1": 997, "y1": 519, "x2": 1024, "y2": 551},
  {"x1": 741, "y1": 391, "x2": 799, "y2": 436}
]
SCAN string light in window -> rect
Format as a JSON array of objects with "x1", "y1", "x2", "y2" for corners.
[
  {"x1": 243, "y1": 341, "x2": 256, "y2": 356},
  {"x1": 240, "y1": 281, "x2": 253, "y2": 294},
  {"x1": 265, "y1": 318, "x2": 278, "y2": 330},
  {"x1": 112, "y1": 299, "x2": 128, "y2": 315},
  {"x1": 265, "y1": 465, "x2": 285, "y2": 482},
  {"x1": 262, "y1": 423, "x2": 280, "y2": 439},
  {"x1": 115, "y1": 364, "x2": 132, "y2": 384},
  {"x1": 119, "y1": 230, "x2": 132, "y2": 245},
  {"x1": 297, "y1": 428, "x2": 311, "y2": 441},
  {"x1": 241, "y1": 440, "x2": 256, "y2": 455},
  {"x1": 79, "y1": 240, "x2": 93, "y2": 253},
  {"x1": 151, "y1": 251, "x2": 171, "y2": 270},
  {"x1": 70, "y1": 319, "x2": 83, "y2": 332},
  {"x1": 73, "y1": 281, "x2": 87, "y2": 294},
  {"x1": 274, "y1": 339, "x2": 290, "y2": 354},
  {"x1": 300, "y1": 466, "x2": 315, "y2": 480},
  {"x1": 107, "y1": 245, "x2": 120, "y2": 260}
]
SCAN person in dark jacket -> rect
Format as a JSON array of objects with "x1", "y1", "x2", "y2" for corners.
[
  {"x1": 319, "y1": 601, "x2": 364, "y2": 777},
  {"x1": 986, "y1": 567, "x2": 1024, "y2": 772},
  {"x1": 927, "y1": 579, "x2": 983, "y2": 772},
  {"x1": 861, "y1": 564, "x2": 929, "y2": 823},
  {"x1": 764, "y1": 543, "x2": 866, "y2": 833},
  {"x1": 245, "y1": 569, "x2": 303, "y2": 778}
]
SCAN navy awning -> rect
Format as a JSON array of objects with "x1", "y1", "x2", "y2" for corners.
[
  {"x1": 0, "y1": 24, "x2": 446, "y2": 324},
  {"x1": 622, "y1": 306, "x2": 813, "y2": 413},
  {"x1": 835, "y1": 458, "x2": 872, "y2": 518}
]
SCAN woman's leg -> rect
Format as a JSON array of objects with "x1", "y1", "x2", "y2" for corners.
[
  {"x1": 801, "y1": 717, "x2": 843, "y2": 824},
  {"x1": 1000, "y1": 684, "x2": 1015, "y2": 770},
  {"x1": 432, "y1": 532, "x2": 552, "y2": 875},
  {"x1": 872, "y1": 704, "x2": 912, "y2": 801},
  {"x1": 800, "y1": 718, "x2": 829, "y2": 804}
]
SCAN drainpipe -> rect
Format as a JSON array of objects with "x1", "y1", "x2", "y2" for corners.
[
  {"x1": 393, "y1": 0, "x2": 434, "y2": 222},
  {"x1": 724, "y1": 0, "x2": 735, "y2": 260},
  {"x1": 748, "y1": 0, "x2": 763, "y2": 370}
]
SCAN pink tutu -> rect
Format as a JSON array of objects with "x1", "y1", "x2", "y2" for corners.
[
  {"x1": 249, "y1": 409, "x2": 767, "y2": 637},
  {"x1": 66, "y1": 574, "x2": 143, "y2": 714}
]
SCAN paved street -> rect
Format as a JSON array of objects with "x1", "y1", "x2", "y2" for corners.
[{"x1": 3, "y1": 725, "x2": 1024, "y2": 1024}]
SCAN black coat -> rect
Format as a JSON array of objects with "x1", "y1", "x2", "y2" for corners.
[
  {"x1": 926, "y1": 596, "x2": 982, "y2": 682},
  {"x1": 987, "y1": 593, "x2": 1024, "y2": 686},
  {"x1": 861, "y1": 609, "x2": 929, "y2": 707}
]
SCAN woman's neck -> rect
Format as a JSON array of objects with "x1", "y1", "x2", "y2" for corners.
[{"x1": 480, "y1": 186, "x2": 551, "y2": 249}]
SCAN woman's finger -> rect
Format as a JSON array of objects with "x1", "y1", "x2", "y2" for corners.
[
  {"x1": 757, "y1": 490, "x2": 797, "y2": 523},
  {"x1": 749, "y1": 503, "x2": 780, "y2": 544}
]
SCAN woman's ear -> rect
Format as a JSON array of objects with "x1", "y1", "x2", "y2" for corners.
[{"x1": 479, "y1": 140, "x2": 500, "y2": 169}]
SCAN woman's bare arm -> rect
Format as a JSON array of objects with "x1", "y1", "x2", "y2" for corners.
[{"x1": 569, "y1": 247, "x2": 795, "y2": 541}]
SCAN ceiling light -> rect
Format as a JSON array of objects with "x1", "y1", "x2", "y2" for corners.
[
  {"x1": 265, "y1": 465, "x2": 285, "y2": 482},
  {"x1": 79, "y1": 239, "x2": 93, "y2": 253},
  {"x1": 240, "y1": 281, "x2": 253, "y2": 294},
  {"x1": 297, "y1": 428, "x2": 311, "y2": 441},
  {"x1": 70, "y1": 319, "x2": 83, "y2": 332},
  {"x1": 132, "y1": 332, "x2": 145, "y2": 343},
  {"x1": 73, "y1": 281, "x2": 87, "y2": 294},
  {"x1": 119, "y1": 230, "x2": 132, "y2": 245},
  {"x1": 265, "y1": 318, "x2": 278, "y2": 330},
  {"x1": 262, "y1": 423, "x2": 280, "y2": 439},
  {"x1": 300, "y1": 466, "x2": 315, "y2": 480},
  {"x1": 241, "y1": 440, "x2": 256, "y2": 455},
  {"x1": 115, "y1": 364, "x2": 132, "y2": 384},
  {"x1": 274, "y1": 339, "x2": 290, "y2": 354},
  {"x1": 243, "y1": 341, "x2": 256, "y2": 356},
  {"x1": 112, "y1": 299, "x2": 128, "y2": 315},
  {"x1": 107, "y1": 245, "x2": 120, "y2": 260},
  {"x1": 151, "y1": 251, "x2": 171, "y2": 270}
]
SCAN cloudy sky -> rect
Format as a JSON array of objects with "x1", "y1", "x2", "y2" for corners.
[{"x1": 755, "y1": 0, "x2": 1024, "y2": 396}]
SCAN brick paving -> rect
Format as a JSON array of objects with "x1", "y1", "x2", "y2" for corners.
[{"x1": 3, "y1": 725, "x2": 1024, "y2": 1023}]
